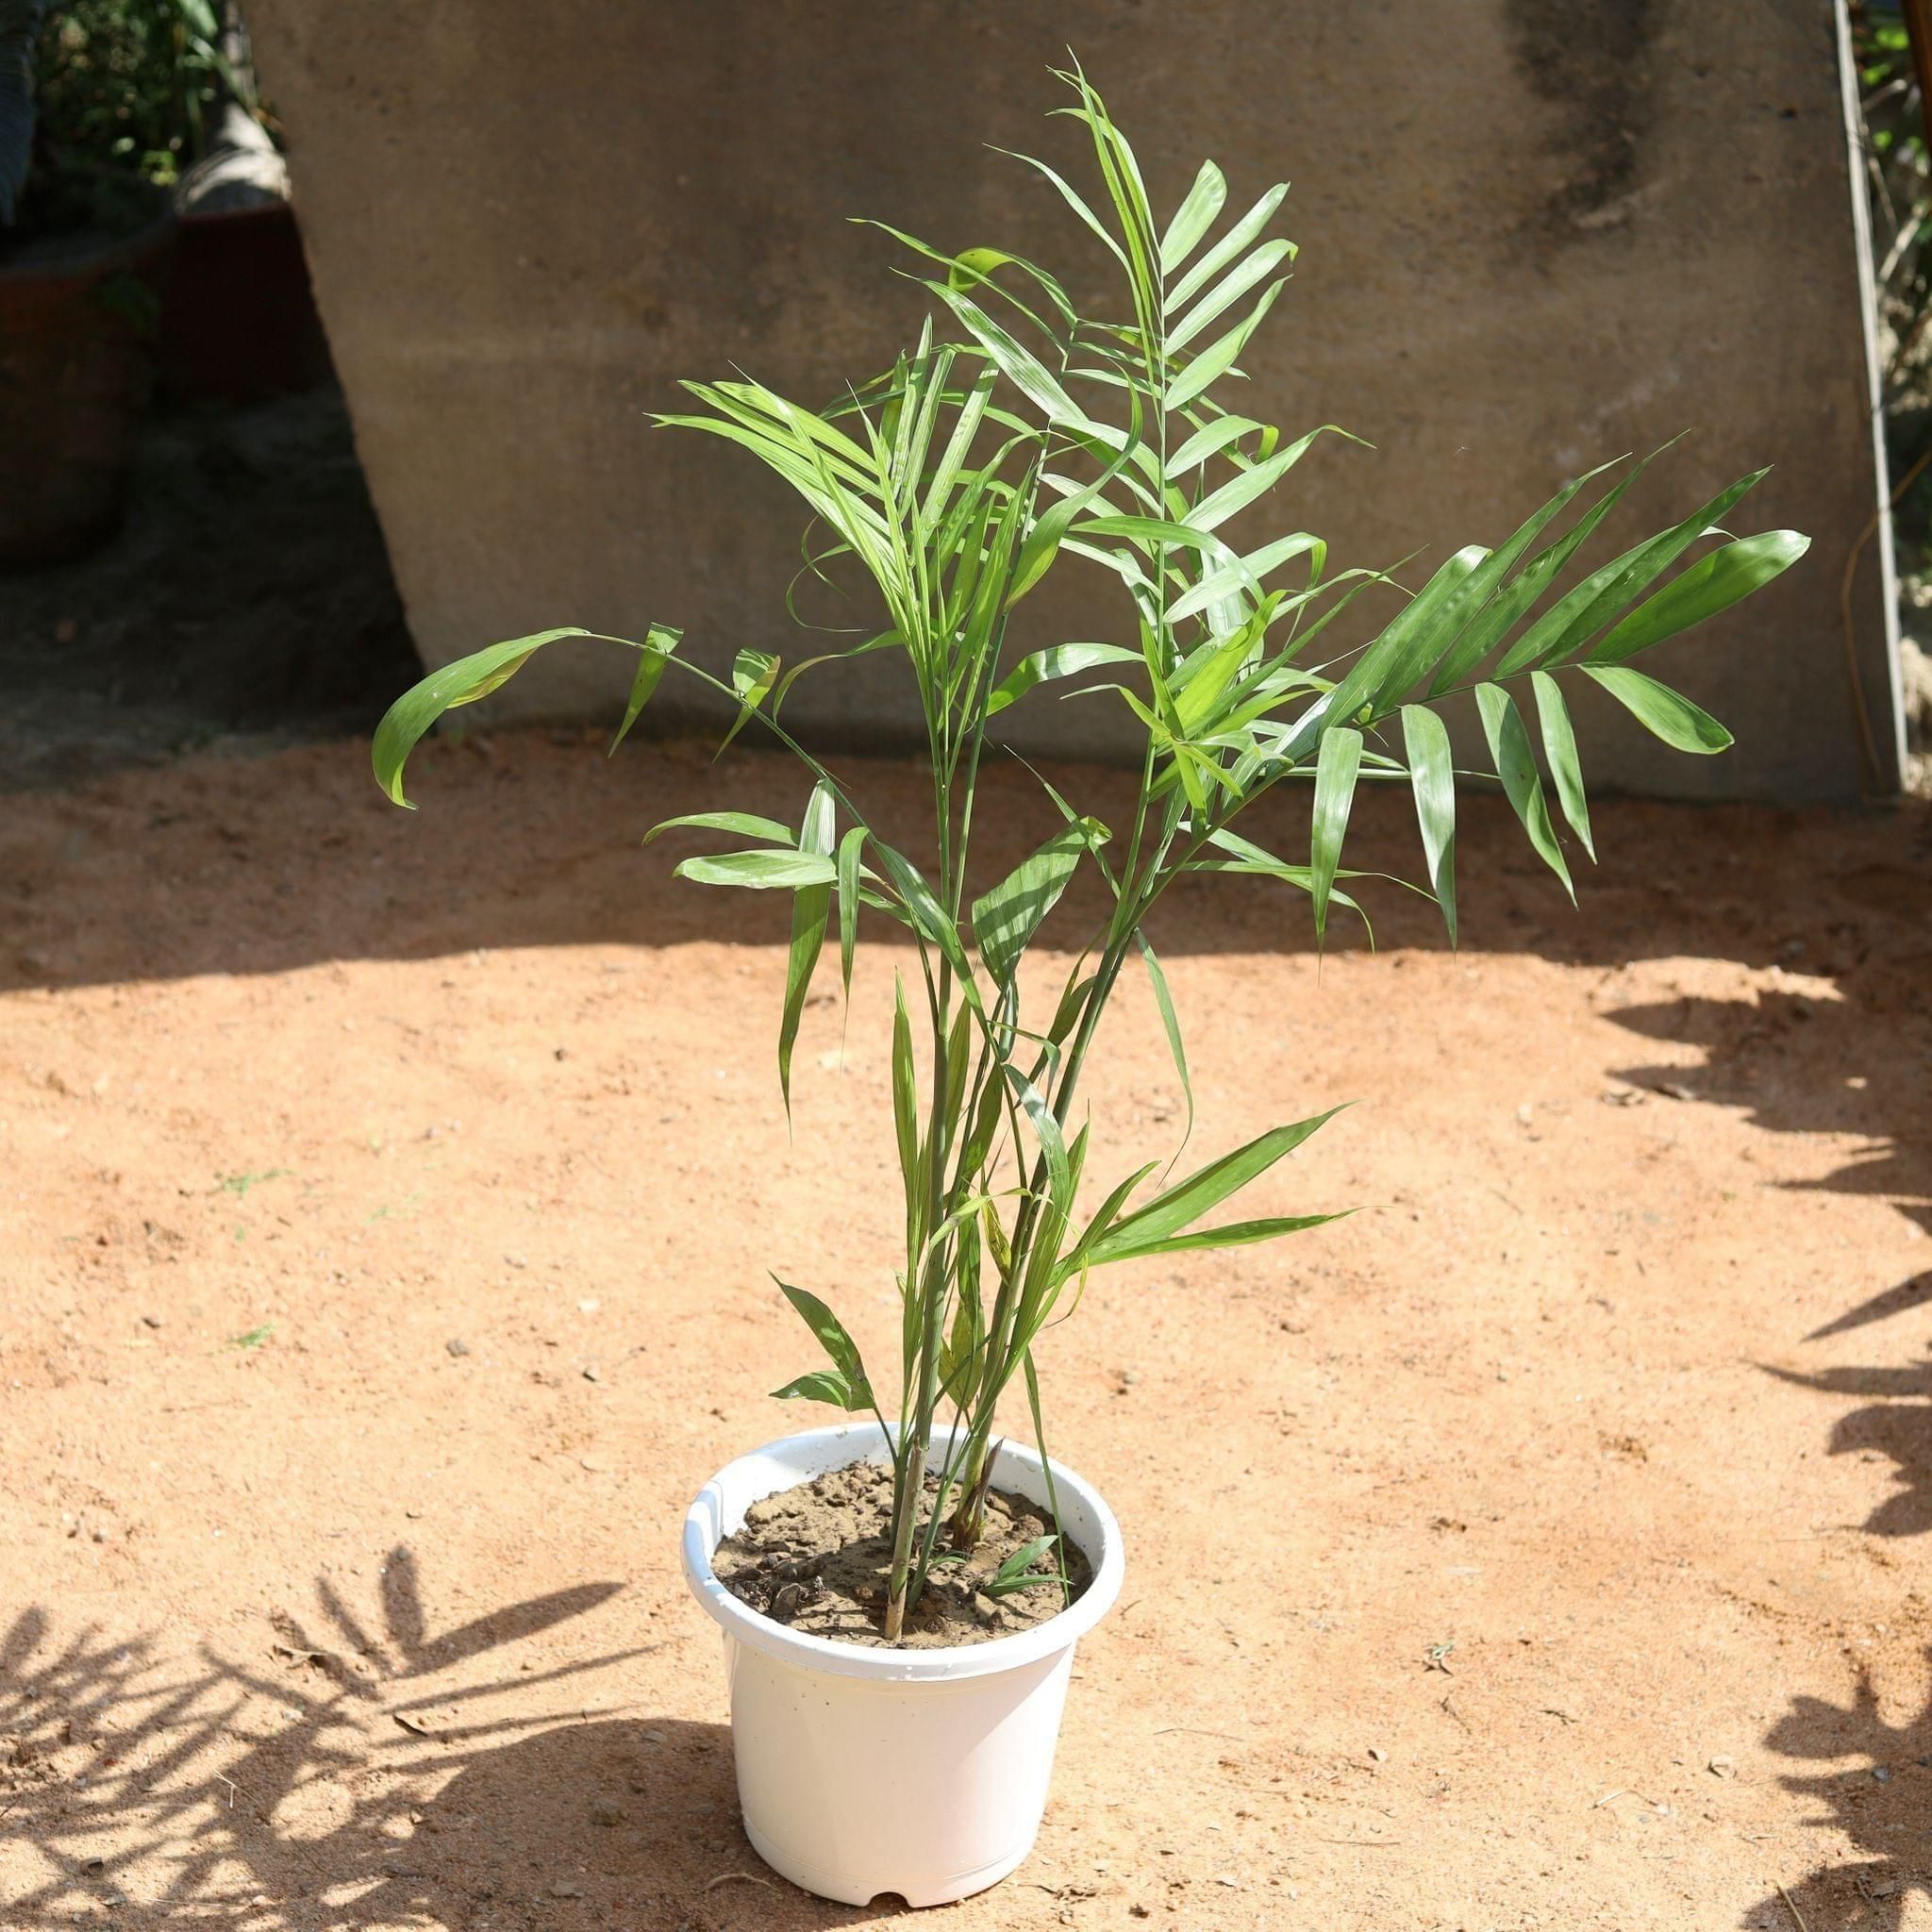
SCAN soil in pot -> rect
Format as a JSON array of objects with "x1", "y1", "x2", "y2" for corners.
[{"x1": 715, "y1": 1458, "x2": 1094, "y2": 1649}]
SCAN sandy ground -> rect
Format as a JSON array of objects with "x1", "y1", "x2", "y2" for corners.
[{"x1": 2, "y1": 727, "x2": 1930, "y2": 1932}]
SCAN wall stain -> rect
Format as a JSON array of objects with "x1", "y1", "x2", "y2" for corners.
[{"x1": 1503, "y1": 0, "x2": 1657, "y2": 245}]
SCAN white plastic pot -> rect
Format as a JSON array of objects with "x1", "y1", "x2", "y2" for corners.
[{"x1": 681, "y1": 1420, "x2": 1124, "y2": 1907}]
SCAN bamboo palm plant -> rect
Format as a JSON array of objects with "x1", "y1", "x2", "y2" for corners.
[{"x1": 374, "y1": 66, "x2": 1807, "y2": 1642}]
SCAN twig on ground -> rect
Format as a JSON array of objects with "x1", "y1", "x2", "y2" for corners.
[
  {"x1": 705, "y1": 1871, "x2": 775, "y2": 1893},
  {"x1": 1775, "y1": 1879, "x2": 1811, "y2": 1932}
]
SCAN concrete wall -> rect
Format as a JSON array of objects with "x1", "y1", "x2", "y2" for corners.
[{"x1": 249, "y1": 0, "x2": 1901, "y2": 800}]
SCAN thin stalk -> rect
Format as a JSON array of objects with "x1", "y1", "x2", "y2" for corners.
[
  {"x1": 885, "y1": 669, "x2": 962, "y2": 1637},
  {"x1": 945, "y1": 911, "x2": 1140, "y2": 1542}
]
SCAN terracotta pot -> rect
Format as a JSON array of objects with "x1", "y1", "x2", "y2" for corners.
[
  {"x1": 0, "y1": 204, "x2": 176, "y2": 567},
  {"x1": 683, "y1": 1421, "x2": 1125, "y2": 1908},
  {"x1": 158, "y1": 199, "x2": 332, "y2": 403}
]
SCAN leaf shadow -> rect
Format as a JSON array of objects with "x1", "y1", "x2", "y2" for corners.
[
  {"x1": 0, "y1": 1554, "x2": 881, "y2": 1928},
  {"x1": 1744, "y1": 1651, "x2": 1932, "y2": 1932}
]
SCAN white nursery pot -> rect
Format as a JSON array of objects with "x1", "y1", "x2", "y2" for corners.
[{"x1": 681, "y1": 1420, "x2": 1124, "y2": 1908}]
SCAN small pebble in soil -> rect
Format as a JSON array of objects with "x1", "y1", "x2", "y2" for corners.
[
  {"x1": 581, "y1": 1365, "x2": 600, "y2": 1382},
  {"x1": 590, "y1": 1796, "x2": 624, "y2": 1826},
  {"x1": 141, "y1": 1314, "x2": 162, "y2": 1329},
  {"x1": 445, "y1": 1338, "x2": 470, "y2": 1357},
  {"x1": 768, "y1": 1580, "x2": 822, "y2": 1624}
]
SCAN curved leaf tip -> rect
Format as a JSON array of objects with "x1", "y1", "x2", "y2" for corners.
[{"x1": 372, "y1": 626, "x2": 672, "y2": 808}]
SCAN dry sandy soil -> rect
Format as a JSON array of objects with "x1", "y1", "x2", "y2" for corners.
[{"x1": 2, "y1": 727, "x2": 1930, "y2": 1932}]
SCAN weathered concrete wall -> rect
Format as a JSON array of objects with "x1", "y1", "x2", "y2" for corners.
[{"x1": 249, "y1": 0, "x2": 1899, "y2": 800}]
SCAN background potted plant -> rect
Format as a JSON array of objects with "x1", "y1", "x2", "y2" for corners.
[
  {"x1": 0, "y1": 0, "x2": 270, "y2": 563},
  {"x1": 371, "y1": 66, "x2": 1807, "y2": 1909}
]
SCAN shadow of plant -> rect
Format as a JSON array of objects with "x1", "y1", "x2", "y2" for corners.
[
  {"x1": 1604, "y1": 874, "x2": 1932, "y2": 1545},
  {"x1": 0, "y1": 1555, "x2": 874, "y2": 1928},
  {"x1": 1759, "y1": 1359, "x2": 1932, "y2": 1541},
  {"x1": 1742, "y1": 1653, "x2": 1932, "y2": 1932}
]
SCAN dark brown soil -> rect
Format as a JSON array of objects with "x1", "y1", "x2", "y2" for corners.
[{"x1": 714, "y1": 1459, "x2": 1093, "y2": 1647}]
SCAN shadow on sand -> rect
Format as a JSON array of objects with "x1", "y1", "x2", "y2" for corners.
[{"x1": 0, "y1": 1554, "x2": 883, "y2": 1929}]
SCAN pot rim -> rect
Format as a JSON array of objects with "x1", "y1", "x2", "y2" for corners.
[{"x1": 682, "y1": 1421, "x2": 1124, "y2": 1682}]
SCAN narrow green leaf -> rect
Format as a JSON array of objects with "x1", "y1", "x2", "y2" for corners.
[
  {"x1": 945, "y1": 243, "x2": 1076, "y2": 330},
  {"x1": 1310, "y1": 725, "x2": 1363, "y2": 942},
  {"x1": 771, "y1": 1275, "x2": 873, "y2": 1411},
  {"x1": 1008, "y1": 397, "x2": 1141, "y2": 607},
  {"x1": 1581, "y1": 665, "x2": 1733, "y2": 753},
  {"x1": 776, "y1": 781, "x2": 836, "y2": 1113},
  {"x1": 891, "y1": 976, "x2": 923, "y2": 1254},
  {"x1": 374, "y1": 627, "x2": 629, "y2": 808},
  {"x1": 1005, "y1": 1060, "x2": 1071, "y2": 1205},
  {"x1": 1478, "y1": 454, "x2": 1672, "y2": 682},
  {"x1": 672, "y1": 851, "x2": 836, "y2": 890},
  {"x1": 1166, "y1": 531, "x2": 1325, "y2": 625},
  {"x1": 939, "y1": 1217, "x2": 985, "y2": 1400},
  {"x1": 985, "y1": 642, "x2": 1143, "y2": 717},
  {"x1": 1529, "y1": 671, "x2": 1593, "y2": 861},
  {"x1": 1277, "y1": 549, "x2": 1484, "y2": 765},
  {"x1": 872, "y1": 841, "x2": 981, "y2": 1005},
  {"x1": 1588, "y1": 529, "x2": 1810, "y2": 663},
  {"x1": 1168, "y1": 411, "x2": 1272, "y2": 475},
  {"x1": 1186, "y1": 426, "x2": 1338, "y2": 535},
  {"x1": 608, "y1": 625, "x2": 683, "y2": 755},
  {"x1": 1072, "y1": 513, "x2": 1224, "y2": 554},
  {"x1": 1135, "y1": 933, "x2": 1192, "y2": 1144},
  {"x1": 1166, "y1": 237, "x2": 1294, "y2": 355},
  {"x1": 972, "y1": 820, "x2": 1100, "y2": 983},
  {"x1": 716, "y1": 647, "x2": 778, "y2": 756},
  {"x1": 1020, "y1": 1349, "x2": 1072, "y2": 1608},
  {"x1": 1340, "y1": 546, "x2": 1489, "y2": 721},
  {"x1": 643, "y1": 810, "x2": 793, "y2": 846},
  {"x1": 926, "y1": 280, "x2": 1083, "y2": 428},
  {"x1": 1474, "y1": 683, "x2": 1574, "y2": 900},
  {"x1": 985, "y1": 1533, "x2": 1064, "y2": 1597},
  {"x1": 1087, "y1": 1108, "x2": 1347, "y2": 1265},
  {"x1": 836, "y1": 824, "x2": 866, "y2": 1008},
  {"x1": 1499, "y1": 469, "x2": 1769, "y2": 677},
  {"x1": 1166, "y1": 181, "x2": 1288, "y2": 312},
  {"x1": 1407, "y1": 459, "x2": 1628, "y2": 695},
  {"x1": 989, "y1": 142, "x2": 1131, "y2": 274},
  {"x1": 1174, "y1": 616, "x2": 1265, "y2": 734},
  {"x1": 1088, "y1": 1208, "x2": 1351, "y2": 1266},
  {"x1": 1165, "y1": 279, "x2": 1286, "y2": 411},
  {"x1": 1063, "y1": 1158, "x2": 1160, "y2": 1279},
  {"x1": 1158, "y1": 158, "x2": 1227, "y2": 275},
  {"x1": 1398, "y1": 705, "x2": 1457, "y2": 946},
  {"x1": 771, "y1": 1368, "x2": 868, "y2": 1408}
]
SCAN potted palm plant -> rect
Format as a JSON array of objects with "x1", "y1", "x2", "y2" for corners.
[{"x1": 372, "y1": 67, "x2": 1807, "y2": 1909}]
